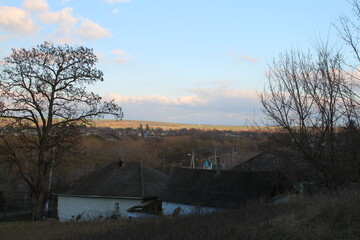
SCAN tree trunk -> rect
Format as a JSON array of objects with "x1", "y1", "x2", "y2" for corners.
[
  {"x1": 32, "y1": 150, "x2": 47, "y2": 221},
  {"x1": 31, "y1": 190, "x2": 45, "y2": 221}
]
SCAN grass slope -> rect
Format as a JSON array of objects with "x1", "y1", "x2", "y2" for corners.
[{"x1": 1, "y1": 186, "x2": 360, "y2": 240}]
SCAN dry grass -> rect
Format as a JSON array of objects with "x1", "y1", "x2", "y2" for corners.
[{"x1": 2, "y1": 186, "x2": 360, "y2": 240}]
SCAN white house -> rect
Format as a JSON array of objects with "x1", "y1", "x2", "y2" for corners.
[{"x1": 54, "y1": 161, "x2": 169, "y2": 221}]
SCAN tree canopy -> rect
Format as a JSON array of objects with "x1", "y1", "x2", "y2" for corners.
[
  {"x1": 259, "y1": 0, "x2": 360, "y2": 188},
  {"x1": 0, "y1": 42, "x2": 123, "y2": 220}
]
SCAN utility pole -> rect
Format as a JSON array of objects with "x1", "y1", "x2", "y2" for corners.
[
  {"x1": 232, "y1": 139, "x2": 238, "y2": 167},
  {"x1": 214, "y1": 149, "x2": 217, "y2": 165},
  {"x1": 215, "y1": 149, "x2": 221, "y2": 176},
  {"x1": 161, "y1": 157, "x2": 165, "y2": 173},
  {"x1": 139, "y1": 163, "x2": 144, "y2": 197},
  {"x1": 232, "y1": 142, "x2": 237, "y2": 166},
  {"x1": 190, "y1": 151, "x2": 196, "y2": 169}
]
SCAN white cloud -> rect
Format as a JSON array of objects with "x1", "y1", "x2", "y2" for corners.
[
  {"x1": 77, "y1": 19, "x2": 111, "y2": 40},
  {"x1": 241, "y1": 55, "x2": 259, "y2": 63},
  {"x1": 39, "y1": 8, "x2": 77, "y2": 25},
  {"x1": 0, "y1": 6, "x2": 38, "y2": 35},
  {"x1": 228, "y1": 51, "x2": 237, "y2": 56},
  {"x1": 112, "y1": 49, "x2": 133, "y2": 57},
  {"x1": 115, "y1": 58, "x2": 130, "y2": 64},
  {"x1": 104, "y1": 85, "x2": 262, "y2": 125},
  {"x1": 22, "y1": 0, "x2": 49, "y2": 12},
  {"x1": 95, "y1": 51, "x2": 106, "y2": 60},
  {"x1": 112, "y1": 49, "x2": 133, "y2": 63},
  {"x1": 190, "y1": 87, "x2": 258, "y2": 100},
  {"x1": 106, "y1": 87, "x2": 259, "y2": 109},
  {"x1": 105, "y1": 0, "x2": 131, "y2": 3},
  {"x1": 107, "y1": 94, "x2": 207, "y2": 106},
  {"x1": 48, "y1": 32, "x2": 75, "y2": 44},
  {"x1": 112, "y1": 8, "x2": 120, "y2": 15},
  {"x1": 228, "y1": 51, "x2": 259, "y2": 63},
  {"x1": 0, "y1": 1, "x2": 112, "y2": 43},
  {"x1": 37, "y1": 7, "x2": 78, "y2": 43}
]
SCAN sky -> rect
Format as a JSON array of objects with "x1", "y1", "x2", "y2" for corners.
[{"x1": 0, "y1": 0, "x2": 354, "y2": 125}]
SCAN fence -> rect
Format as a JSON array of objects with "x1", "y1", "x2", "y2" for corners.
[{"x1": 0, "y1": 189, "x2": 32, "y2": 220}]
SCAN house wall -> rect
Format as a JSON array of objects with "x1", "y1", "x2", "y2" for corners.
[
  {"x1": 271, "y1": 193, "x2": 290, "y2": 204},
  {"x1": 57, "y1": 195, "x2": 142, "y2": 221},
  {"x1": 162, "y1": 201, "x2": 225, "y2": 215}
]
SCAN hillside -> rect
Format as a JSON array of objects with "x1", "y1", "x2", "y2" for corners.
[
  {"x1": 1, "y1": 186, "x2": 360, "y2": 240},
  {"x1": 91, "y1": 119, "x2": 253, "y2": 131}
]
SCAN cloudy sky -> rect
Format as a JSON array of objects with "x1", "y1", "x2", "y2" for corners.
[{"x1": 0, "y1": 0, "x2": 353, "y2": 125}]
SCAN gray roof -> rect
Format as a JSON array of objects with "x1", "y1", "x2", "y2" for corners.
[
  {"x1": 159, "y1": 168, "x2": 285, "y2": 209},
  {"x1": 231, "y1": 153, "x2": 318, "y2": 182},
  {"x1": 54, "y1": 162, "x2": 169, "y2": 199},
  {"x1": 232, "y1": 153, "x2": 285, "y2": 172}
]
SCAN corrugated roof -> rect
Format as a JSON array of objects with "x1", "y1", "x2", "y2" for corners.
[
  {"x1": 54, "y1": 162, "x2": 169, "y2": 199},
  {"x1": 159, "y1": 168, "x2": 284, "y2": 209}
]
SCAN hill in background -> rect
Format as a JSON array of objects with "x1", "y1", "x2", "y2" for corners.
[{"x1": 92, "y1": 119, "x2": 252, "y2": 131}]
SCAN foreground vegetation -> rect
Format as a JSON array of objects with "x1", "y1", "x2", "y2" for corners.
[{"x1": 1, "y1": 186, "x2": 360, "y2": 240}]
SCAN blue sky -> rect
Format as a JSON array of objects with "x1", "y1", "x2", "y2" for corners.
[{"x1": 0, "y1": 0, "x2": 353, "y2": 125}]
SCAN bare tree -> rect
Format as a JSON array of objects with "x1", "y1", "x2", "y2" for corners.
[
  {"x1": 336, "y1": 0, "x2": 360, "y2": 181},
  {"x1": 259, "y1": 45, "x2": 358, "y2": 188},
  {"x1": 0, "y1": 42, "x2": 123, "y2": 220},
  {"x1": 337, "y1": 0, "x2": 360, "y2": 67}
]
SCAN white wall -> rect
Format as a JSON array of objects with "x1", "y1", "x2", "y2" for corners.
[
  {"x1": 57, "y1": 195, "x2": 142, "y2": 221},
  {"x1": 162, "y1": 202, "x2": 225, "y2": 215}
]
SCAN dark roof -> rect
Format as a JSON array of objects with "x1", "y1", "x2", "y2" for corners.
[
  {"x1": 54, "y1": 162, "x2": 169, "y2": 199},
  {"x1": 231, "y1": 153, "x2": 318, "y2": 182},
  {"x1": 159, "y1": 168, "x2": 285, "y2": 209},
  {"x1": 231, "y1": 153, "x2": 285, "y2": 172}
]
